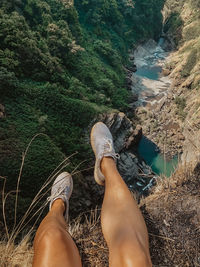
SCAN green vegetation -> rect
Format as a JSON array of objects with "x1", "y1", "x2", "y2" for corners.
[
  {"x1": 181, "y1": 48, "x2": 197, "y2": 77},
  {"x1": 0, "y1": 0, "x2": 164, "y2": 218},
  {"x1": 175, "y1": 96, "x2": 187, "y2": 120},
  {"x1": 164, "y1": 12, "x2": 183, "y2": 46},
  {"x1": 183, "y1": 23, "x2": 200, "y2": 42}
]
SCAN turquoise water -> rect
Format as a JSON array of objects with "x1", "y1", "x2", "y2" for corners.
[
  {"x1": 136, "y1": 66, "x2": 162, "y2": 80},
  {"x1": 135, "y1": 41, "x2": 178, "y2": 176},
  {"x1": 138, "y1": 136, "x2": 178, "y2": 177}
]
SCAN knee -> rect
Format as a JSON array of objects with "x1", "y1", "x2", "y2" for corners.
[
  {"x1": 112, "y1": 237, "x2": 152, "y2": 267},
  {"x1": 123, "y1": 250, "x2": 151, "y2": 267},
  {"x1": 44, "y1": 226, "x2": 65, "y2": 241},
  {"x1": 35, "y1": 224, "x2": 66, "y2": 247}
]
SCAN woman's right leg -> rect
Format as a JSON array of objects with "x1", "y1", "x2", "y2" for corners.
[
  {"x1": 90, "y1": 121, "x2": 152, "y2": 267},
  {"x1": 101, "y1": 157, "x2": 152, "y2": 267}
]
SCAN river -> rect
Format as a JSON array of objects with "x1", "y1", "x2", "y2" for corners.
[{"x1": 132, "y1": 39, "x2": 178, "y2": 177}]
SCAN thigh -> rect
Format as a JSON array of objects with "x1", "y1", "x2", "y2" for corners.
[
  {"x1": 108, "y1": 239, "x2": 152, "y2": 267},
  {"x1": 33, "y1": 227, "x2": 82, "y2": 267}
]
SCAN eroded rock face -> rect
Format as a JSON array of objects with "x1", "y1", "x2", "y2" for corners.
[
  {"x1": 102, "y1": 112, "x2": 134, "y2": 152},
  {"x1": 100, "y1": 112, "x2": 156, "y2": 193},
  {"x1": 125, "y1": 125, "x2": 142, "y2": 150},
  {"x1": 81, "y1": 112, "x2": 156, "y2": 214},
  {"x1": 182, "y1": 126, "x2": 200, "y2": 164},
  {"x1": 118, "y1": 151, "x2": 139, "y2": 181}
]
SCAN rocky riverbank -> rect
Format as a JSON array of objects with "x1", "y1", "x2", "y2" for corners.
[
  {"x1": 72, "y1": 29, "x2": 200, "y2": 216},
  {"x1": 128, "y1": 39, "x2": 185, "y2": 159}
]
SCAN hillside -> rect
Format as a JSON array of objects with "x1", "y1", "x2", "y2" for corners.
[
  {"x1": 131, "y1": 0, "x2": 200, "y2": 167},
  {"x1": 163, "y1": 0, "x2": 200, "y2": 163},
  {"x1": 1, "y1": 162, "x2": 200, "y2": 266},
  {"x1": 0, "y1": 0, "x2": 164, "y2": 227},
  {"x1": 0, "y1": 0, "x2": 200, "y2": 266}
]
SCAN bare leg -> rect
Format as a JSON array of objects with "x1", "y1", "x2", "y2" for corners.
[
  {"x1": 33, "y1": 199, "x2": 82, "y2": 267},
  {"x1": 101, "y1": 157, "x2": 152, "y2": 267}
]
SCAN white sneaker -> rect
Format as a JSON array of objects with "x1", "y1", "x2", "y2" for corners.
[
  {"x1": 90, "y1": 122, "x2": 119, "y2": 185},
  {"x1": 48, "y1": 172, "x2": 73, "y2": 221}
]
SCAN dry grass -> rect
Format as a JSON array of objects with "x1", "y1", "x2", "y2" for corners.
[
  {"x1": 0, "y1": 133, "x2": 199, "y2": 266},
  {"x1": 0, "y1": 209, "x2": 108, "y2": 267},
  {"x1": 0, "y1": 237, "x2": 33, "y2": 267},
  {"x1": 0, "y1": 134, "x2": 90, "y2": 266},
  {"x1": 70, "y1": 209, "x2": 108, "y2": 267},
  {"x1": 1, "y1": 162, "x2": 200, "y2": 266},
  {"x1": 141, "y1": 162, "x2": 200, "y2": 266}
]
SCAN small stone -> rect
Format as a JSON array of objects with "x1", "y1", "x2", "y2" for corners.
[
  {"x1": 85, "y1": 200, "x2": 92, "y2": 206},
  {"x1": 0, "y1": 104, "x2": 5, "y2": 112}
]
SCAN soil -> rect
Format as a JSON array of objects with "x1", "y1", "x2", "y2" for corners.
[{"x1": 70, "y1": 163, "x2": 200, "y2": 267}]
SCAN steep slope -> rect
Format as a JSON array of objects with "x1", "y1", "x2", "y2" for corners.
[
  {"x1": 1, "y1": 2, "x2": 200, "y2": 266},
  {"x1": 133, "y1": 0, "x2": 200, "y2": 163},
  {"x1": 0, "y1": 0, "x2": 164, "y2": 229},
  {"x1": 163, "y1": 0, "x2": 200, "y2": 163}
]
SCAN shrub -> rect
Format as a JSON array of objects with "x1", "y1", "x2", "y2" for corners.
[
  {"x1": 184, "y1": 23, "x2": 200, "y2": 42},
  {"x1": 181, "y1": 48, "x2": 197, "y2": 77},
  {"x1": 0, "y1": 67, "x2": 18, "y2": 96},
  {"x1": 175, "y1": 96, "x2": 187, "y2": 120}
]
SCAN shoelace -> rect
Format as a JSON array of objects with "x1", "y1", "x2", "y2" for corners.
[
  {"x1": 47, "y1": 185, "x2": 71, "y2": 203},
  {"x1": 102, "y1": 138, "x2": 120, "y2": 159}
]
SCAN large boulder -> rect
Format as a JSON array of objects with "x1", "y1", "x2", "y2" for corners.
[
  {"x1": 102, "y1": 112, "x2": 134, "y2": 152},
  {"x1": 100, "y1": 112, "x2": 156, "y2": 193},
  {"x1": 125, "y1": 125, "x2": 142, "y2": 149}
]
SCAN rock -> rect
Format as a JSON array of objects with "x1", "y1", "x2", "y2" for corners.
[
  {"x1": 162, "y1": 68, "x2": 171, "y2": 76},
  {"x1": 125, "y1": 125, "x2": 142, "y2": 149},
  {"x1": 126, "y1": 77, "x2": 132, "y2": 86},
  {"x1": 118, "y1": 152, "x2": 139, "y2": 182},
  {"x1": 0, "y1": 104, "x2": 5, "y2": 112},
  {"x1": 159, "y1": 34, "x2": 176, "y2": 51},
  {"x1": 182, "y1": 127, "x2": 200, "y2": 163},
  {"x1": 94, "y1": 112, "x2": 155, "y2": 193},
  {"x1": 102, "y1": 112, "x2": 133, "y2": 152},
  {"x1": 181, "y1": 76, "x2": 194, "y2": 89},
  {"x1": 126, "y1": 64, "x2": 137, "y2": 72},
  {"x1": 178, "y1": 134, "x2": 185, "y2": 141},
  {"x1": 126, "y1": 77, "x2": 133, "y2": 90},
  {"x1": 129, "y1": 54, "x2": 134, "y2": 61},
  {"x1": 127, "y1": 93, "x2": 138, "y2": 103},
  {"x1": 0, "y1": 104, "x2": 5, "y2": 118},
  {"x1": 159, "y1": 100, "x2": 166, "y2": 111},
  {"x1": 85, "y1": 200, "x2": 92, "y2": 207},
  {"x1": 170, "y1": 131, "x2": 175, "y2": 137}
]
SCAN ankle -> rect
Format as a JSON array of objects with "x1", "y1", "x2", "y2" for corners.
[
  {"x1": 51, "y1": 198, "x2": 65, "y2": 213},
  {"x1": 101, "y1": 157, "x2": 116, "y2": 176}
]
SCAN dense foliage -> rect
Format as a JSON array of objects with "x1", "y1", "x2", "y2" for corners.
[{"x1": 0, "y1": 0, "x2": 164, "y2": 212}]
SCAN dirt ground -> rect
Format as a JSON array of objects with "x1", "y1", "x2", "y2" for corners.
[
  {"x1": 71, "y1": 163, "x2": 200, "y2": 267},
  {"x1": 1, "y1": 163, "x2": 199, "y2": 266}
]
